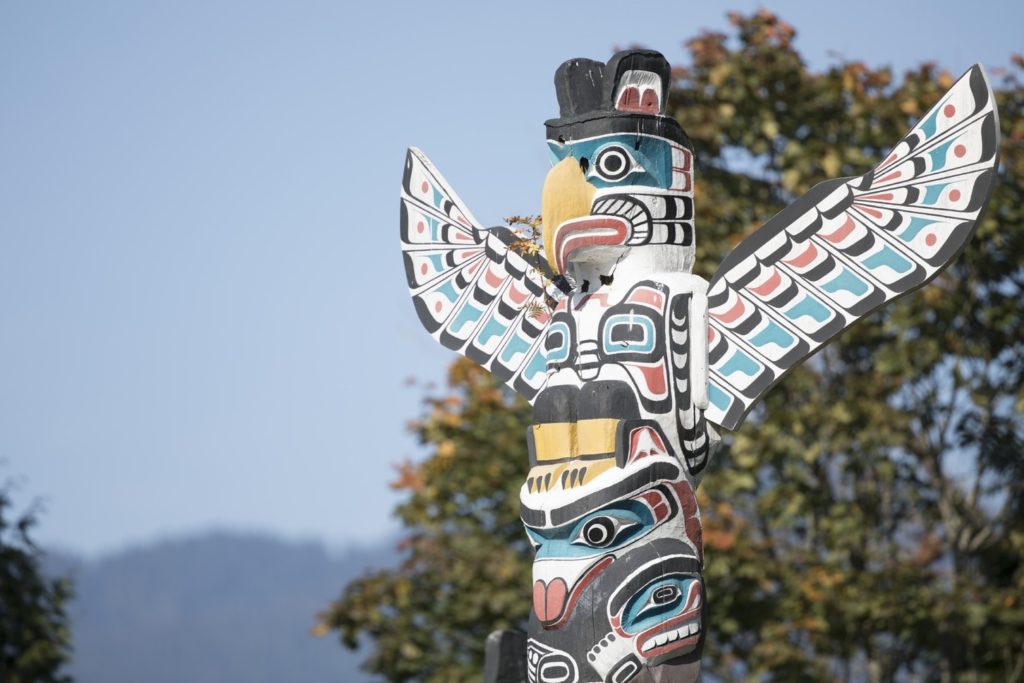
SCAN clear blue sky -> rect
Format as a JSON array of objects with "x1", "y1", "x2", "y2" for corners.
[{"x1": 1, "y1": 0, "x2": 1020, "y2": 557}]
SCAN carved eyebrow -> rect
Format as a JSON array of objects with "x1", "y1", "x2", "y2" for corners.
[{"x1": 520, "y1": 460, "x2": 681, "y2": 527}]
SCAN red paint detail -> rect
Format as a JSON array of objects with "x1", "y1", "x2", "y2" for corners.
[
  {"x1": 540, "y1": 556, "x2": 615, "y2": 629},
  {"x1": 420, "y1": 263, "x2": 429, "y2": 275},
  {"x1": 822, "y1": 216, "x2": 856, "y2": 244},
  {"x1": 466, "y1": 260, "x2": 482, "y2": 276},
  {"x1": 943, "y1": 104, "x2": 956, "y2": 118},
  {"x1": 617, "y1": 86, "x2": 640, "y2": 112},
  {"x1": 640, "y1": 89, "x2": 659, "y2": 113},
  {"x1": 639, "y1": 491, "x2": 664, "y2": 508},
  {"x1": 878, "y1": 170, "x2": 902, "y2": 183},
  {"x1": 534, "y1": 312, "x2": 550, "y2": 325},
  {"x1": 861, "y1": 192, "x2": 894, "y2": 202},
  {"x1": 627, "y1": 362, "x2": 668, "y2": 396},
  {"x1": 954, "y1": 144, "x2": 967, "y2": 158},
  {"x1": 711, "y1": 297, "x2": 745, "y2": 324},
  {"x1": 416, "y1": 221, "x2": 425, "y2": 234},
  {"x1": 652, "y1": 503, "x2": 670, "y2": 522},
  {"x1": 884, "y1": 152, "x2": 898, "y2": 165},
  {"x1": 925, "y1": 233, "x2": 938, "y2": 246},
  {"x1": 453, "y1": 231, "x2": 474, "y2": 242},
  {"x1": 633, "y1": 604, "x2": 703, "y2": 659},
  {"x1": 857, "y1": 205, "x2": 884, "y2": 219},
  {"x1": 533, "y1": 581, "x2": 547, "y2": 621},
  {"x1": 784, "y1": 241, "x2": 819, "y2": 269},
  {"x1": 671, "y1": 480, "x2": 703, "y2": 562},
  {"x1": 434, "y1": 301, "x2": 443, "y2": 313},
  {"x1": 626, "y1": 287, "x2": 666, "y2": 310},
  {"x1": 545, "y1": 579, "x2": 567, "y2": 622},
  {"x1": 707, "y1": 327, "x2": 716, "y2": 343},
  {"x1": 750, "y1": 269, "x2": 782, "y2": 297},
  {"x1": 674, "y1": 149, "x2": 692, "y2": 171},
  {"x1": 555, "y1": 298, "x2": 568, "y2": 312},
  {"x1": 628, "y1": 427, "x2": 668, "y2": 464},
  {"x1": 484, "y1": 264, "x2": 505, "y2": 288},
  {"x1": 554, "y1": 216, "x2": 630, "y2": 274},
  {"x1": 507, "y1": 284, "x2": 528, "y2": 305},
  {"x1": 420, "y1": 181, "x2": 429, "y2": 194},
  {"x1": 456, "y1": 215, "x2": 470, "y2": 227},
  {"x1": 949, "y1": 189, "x2": 962, "y2": 202}
]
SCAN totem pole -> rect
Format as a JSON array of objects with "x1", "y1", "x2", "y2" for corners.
[{"x1": 398, "y1": 50, "x2": 999, "y2": 683}]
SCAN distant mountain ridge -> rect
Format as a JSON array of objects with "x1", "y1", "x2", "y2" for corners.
[{"x1": 47, "y1": 531, "x2": 396, "y2": 683}]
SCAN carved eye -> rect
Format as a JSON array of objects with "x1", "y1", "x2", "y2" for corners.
[
  {"x1": 572, "y1": 515, "x2": 638, "y2": 548},
  {"x1": 592, "y1": 145, "x2": 634, "y2": 181},
  {"x1": 635, "y1": 584, "x2": 682, "y2": 619}
]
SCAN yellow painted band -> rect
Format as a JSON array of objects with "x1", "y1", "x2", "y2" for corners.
[{"x1": 531, "y1": 418, "x2": 619, "y2": 462}]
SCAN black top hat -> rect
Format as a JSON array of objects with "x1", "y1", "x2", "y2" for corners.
[{"x1": 545, "y1": 49, "x2": 691, "y2": 149}]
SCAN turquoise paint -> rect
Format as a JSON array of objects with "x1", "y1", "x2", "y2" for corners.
[
  {"x1": 922, "y1": 182, "x2": 949, "y2": 205},
  {"x1": 523, "y1": 347, "x2": 549, "y2": 382},
  {"x1": 436, "y1": 279, "x2": 460, "y2": 303},
  {"x1": 720, "y1": 349, "x2": 760, "y2": 378},
  {"x1": 919, "y1": 108, "x2": 940, "y2": 139},
  {"x1": 450, "y1": 302, "x2": 485, "y2": 335},
  {"x1": 545, "y1": 133, "x2": 673, "y2": 189},
  {"x1": 427, "y1": 253, "x2": 444, "y2": 272},
  {"x1": 864, "y1": 245, "x2": 912, "y2": 273},
  {"x1": 544, "y1": 322, "x2": 571, "y2": 364},
  {"x1": 622, "y1": 575, "x2": 697, "y2": 634},
  {"x1": 426, "y1": 216, "x2": 440, "y2": 241},
  {"x1": 477, "y1": 315, "x2": 509, "y2": 346},
  {"x1": 822, "y1": 267, "x2": 869, "y2": 296},
  {"x1": 431, "y1": 186, "x2": 444, "y2": 209},
  {"x1": 750, "y1": 320, "x2": 794, "y2": 350},
  {"x1": 708, "y1": 383, "x2": 731, "y2": 411},
  {"x1": 528, "y1": 502, "x2": 652, "y2": 560},
  {"x1": 899, "y1": 216, "x2": 938, "y2": 242},
  {"x1": 602, "y1": 313, "x2": 656, "y2": 354},
  {"x1": 927, "y1": 139, "x2": 955, "y2": 171},
  {"x1": 500, "y1": 333, "x2": 531, "y2": 365},
  {"x1": 785, "y1": 293, "x2": 831, "y2": 323}
]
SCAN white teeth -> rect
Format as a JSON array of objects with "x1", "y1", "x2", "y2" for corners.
[
  {"x1": 654, "y1": 634, "x2": 669, "y2": 646},
  {"x1": 641, "y1": 639, "x2": 657, "y2": 653},
  {"x1": 687, "y1": 622, "x2": 699, "y2": 635}
]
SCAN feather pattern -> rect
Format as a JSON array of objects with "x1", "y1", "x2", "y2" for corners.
[
  {"x1": 400, "y1": 148, "x2": 569, "y2": 401},
  {"x1": 704, "y1": 65, "x2": 1000, "y2": 430}
]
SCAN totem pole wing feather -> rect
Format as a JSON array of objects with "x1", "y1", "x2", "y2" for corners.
[
  {"x1": 400, "y1": 147, "x2": 568, "y2": 401},
  {"x1": 704, "y1": 64, "x2": 1000, "y2": 431}
]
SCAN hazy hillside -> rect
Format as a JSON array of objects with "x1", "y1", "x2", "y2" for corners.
[{"x1": 48, "y1": 532, "x2": 395, "y2": 683}]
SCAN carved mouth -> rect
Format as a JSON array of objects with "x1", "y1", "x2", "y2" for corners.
[
  {"x1": 551, "y1": 215, "x2": 630, "y2": 273},
  {"x1": 533, "y1": 555, "x2": 615, "y2": 629}
]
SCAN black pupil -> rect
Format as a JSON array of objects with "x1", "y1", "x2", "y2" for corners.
[
  {"x1": 602, "y1": 151, "x2": 624, "y2": 174},
  {"x1": 585, "y1": 518, "x2": 614, "y2": 545},
  {"x1": 652, "y1": 586, "x2": 679, "y2": 604}
]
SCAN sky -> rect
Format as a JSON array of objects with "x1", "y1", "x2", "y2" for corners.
[{"x1": 1, "y1": 0, "x2": 1020, "y2": 558}]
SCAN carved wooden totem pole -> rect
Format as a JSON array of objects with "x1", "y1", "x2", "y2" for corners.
[{"x1": 399, "y1": 50, "x2": 999, "y2": 683}]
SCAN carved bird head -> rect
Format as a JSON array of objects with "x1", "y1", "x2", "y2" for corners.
[{"x1": 541, "y1": 50, "x2": 696, "y2": 286}]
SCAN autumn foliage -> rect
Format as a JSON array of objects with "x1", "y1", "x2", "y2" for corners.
[{"x1": 324, "y1": 11, "x2": 1024, "y2": 682}]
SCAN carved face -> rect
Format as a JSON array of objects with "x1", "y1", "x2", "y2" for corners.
[
  {"x1": 540, "y1": 133, "x2": 694, "y2": 277},
  {"x1": 520, "y1": 454, "x2": 704, "y2": 682}
]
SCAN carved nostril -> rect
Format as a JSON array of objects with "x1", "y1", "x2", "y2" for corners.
[{"x1": 578, "y1": 157, "x2": 589, "y2": 174}]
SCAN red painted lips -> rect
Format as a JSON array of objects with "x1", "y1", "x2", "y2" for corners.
[
  {"x1": 533, "y1": 578, "x2": 568, "y2": 624},
  {"x1": 552, "y1": 215, "x2": 630, "y2": 273}
]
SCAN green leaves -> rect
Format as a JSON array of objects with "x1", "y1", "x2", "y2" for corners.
[
  {"x1": 0, "y1": 488, "x2": 73, "y2": 683},
  {"x1": 328, "y1": 11, "x2": 1024, "y2": 682}
]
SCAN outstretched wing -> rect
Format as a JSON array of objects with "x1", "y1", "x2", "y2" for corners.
[
  {"x1": 400, "y1": 147, "x2": 569, "y2": 401},
  {"x1": 704, "y1": 65, "x2": 1000, "y2": 430}
]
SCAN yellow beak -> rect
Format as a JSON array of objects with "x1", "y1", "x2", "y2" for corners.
[{"x1": 541, "y1": 157, "x2": 596, "y2": 273}]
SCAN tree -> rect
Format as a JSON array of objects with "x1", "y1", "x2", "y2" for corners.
[
  {"x1": 323, "y1": 11, "x2": 1024, "y2": 682},
  {"x1": 0, "y1": 485, "x2": 73, "y2": 683}
]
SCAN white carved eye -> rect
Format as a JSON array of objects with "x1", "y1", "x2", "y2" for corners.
[
  {"x1": 571, "y1": 515, "x2": 638, "y2": 548},
  {"x1": 591, "y1": 145, "x2": 636, "y2": 182}
]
